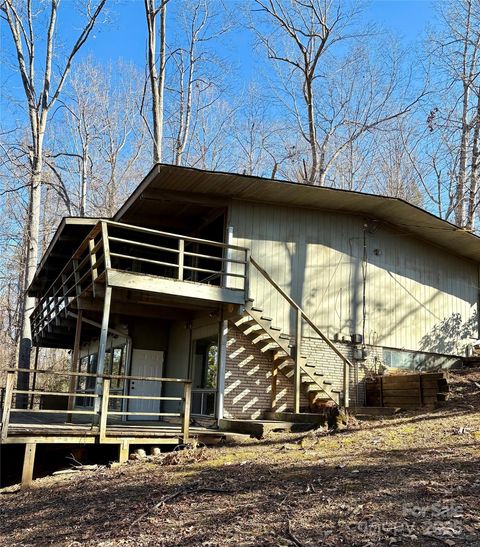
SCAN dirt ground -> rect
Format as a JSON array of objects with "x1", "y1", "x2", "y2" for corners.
[{"x1": 1, "y1": 368, "x2": 479, "y2": 546}]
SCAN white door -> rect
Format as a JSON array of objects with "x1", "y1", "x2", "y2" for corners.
[{"x1": 128, "y1": 349, "x2": 164, "y2": 421}]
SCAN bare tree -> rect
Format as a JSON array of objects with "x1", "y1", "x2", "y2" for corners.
[
  {"x1": 144, "y1": 0, "x2": 170, "y2": 163},
  {"x1": 428, "y1": 0, "x2": 480, "y2": 228},
  {"x1": 253, "y1": 0, "x2": 425, "y2": 186},
  {"x1": 1, "y1": 0, "x2": 107, "y2": 397},
  {"x1": 48, "y1": 59, "x2": 149, "y2": 217}
]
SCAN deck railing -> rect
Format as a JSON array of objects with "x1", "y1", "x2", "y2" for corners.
[
  {"x1": 0, "y1": 368, "x2": 192, "y2": 443},
  {"x1": 31, "y1": 220, "x2": 249, "y2": 341}
]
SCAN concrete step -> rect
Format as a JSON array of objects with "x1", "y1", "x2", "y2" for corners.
[
  {"x1": 262, "y1": 411, "x2": 327, "y2": 425},
  {"x1": 218, "y1": 418, "x2": 316, "y2": 438}
]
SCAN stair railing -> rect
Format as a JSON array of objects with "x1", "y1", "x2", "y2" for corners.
[{"x1": 249, "y1": 257, "x2": 354, "y2": 408}]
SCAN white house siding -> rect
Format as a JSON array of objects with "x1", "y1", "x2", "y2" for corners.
[{"x1": 229, "y1": 200, "x2": 478, "y2": 356}]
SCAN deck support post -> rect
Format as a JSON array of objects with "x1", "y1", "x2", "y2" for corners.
[
  {"x1": 343, "y1": 360, "x2": 350, "y2": 408},
  {"x1": 21, "y1": 443, "x2": 36, "y2": 487},
  {"x1": 99, "y1": 378, "x2": 110, "y2": 442},
  {"x1": 182, "y1": 382, "x2": 192, "y2": 443},
  {"x1": 271, "y1": 364, "x2": 278, "y2": 410},
  {"x1": 294, "y1": 309, "x2": 302, "y2": 414},
  {"x1": 93, "y1": 286, "x2": 112, "y2": 420},
  {"x1": 119, "y1": 440, "x2": 129, "y2": 463},
  {"x1": 67, "y1": 311, "x2": 83, "y2": 422}
]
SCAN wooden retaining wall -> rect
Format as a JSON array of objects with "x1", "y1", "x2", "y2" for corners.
[{"x1": 365, "y1": 372, "x2": 449, "y2": 408}]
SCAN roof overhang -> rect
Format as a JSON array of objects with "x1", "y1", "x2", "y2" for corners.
[
  {"x1": 29, "y1": 217, "x2": 100, "y2": 296},
  {"x1": 115, "y1": 163, "x2": 480, "y2": 264}
]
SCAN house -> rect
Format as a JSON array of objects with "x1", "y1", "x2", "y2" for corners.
[{"x1": 2, "y1": 163, "x2": 479, "y2": 481}]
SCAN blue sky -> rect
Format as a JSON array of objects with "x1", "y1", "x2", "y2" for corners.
[
  {"x1": 59, "y1": 0, "x2": 434, "y2": 74},
  {"x1": 1, "y1": 0, "x2": 434, "y2": 129}
]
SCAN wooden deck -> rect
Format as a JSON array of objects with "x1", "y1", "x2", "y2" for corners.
[
  {"x1": 1, "y1": 369, "x2": 225, "y2": 486},
  {"x1": 4, "y1": 413, "x2": 224, "y2": 446}
]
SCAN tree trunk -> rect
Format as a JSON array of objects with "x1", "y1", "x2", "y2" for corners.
[
  {"x1": 17, "y1": 151, "x2": 43, "y2": 405},
  {"x1": 145, "y1": 0, "x2": 168, "y2": 164},
  {"x1": 305, "y1": 76, "x2": 318, "y2": 184},
  {"x1": 80, "y1": 143, "x2": 88, "y2": 215},
  {"x1": 467, "y1": 91, "x2": 480, "y2": 230},
  {"x1": 456, "y1": 82, "x2": 471, "y2": 227}
]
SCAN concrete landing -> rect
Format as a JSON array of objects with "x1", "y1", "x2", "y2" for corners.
[
  {"x1": 351, "y1": 407, "x2": 401, "y2": 417},
  {"x1": 262, "y1": 411, "x2": 326, "y2": 425},
  {"x1": 218, "y1": 418, "x2": 315, "y2": 437}
]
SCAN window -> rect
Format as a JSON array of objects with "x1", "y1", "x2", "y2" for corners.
[
  {"x1": 191, "y1": 336, "x2": 218, "y2": 416},
  {"x1": 75, "y1": 343, "x2": 127, "y2": 408}
]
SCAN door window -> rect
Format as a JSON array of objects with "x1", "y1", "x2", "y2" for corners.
[{"x1": 192, "y1": 336, "x2": 218, "y2": 416}]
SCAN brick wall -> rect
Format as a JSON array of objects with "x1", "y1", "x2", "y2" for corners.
[{"x1": 223, "y1": 322, "x2": 385, "y2": 419}]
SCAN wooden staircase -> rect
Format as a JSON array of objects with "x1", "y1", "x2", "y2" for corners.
[{"x1": 233, "y1": 300, "x2": 342, "y2": 407}]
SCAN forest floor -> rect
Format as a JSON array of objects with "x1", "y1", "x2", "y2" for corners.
[{"x1": 1, "y1": 368, "x2": 480, "y2": 546}]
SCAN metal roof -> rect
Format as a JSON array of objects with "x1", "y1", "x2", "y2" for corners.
[{"x1": 115, "y1": 163, "x2": 480, "y2": 264}]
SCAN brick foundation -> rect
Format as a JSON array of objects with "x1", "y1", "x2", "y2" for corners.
[{"x1": 223, "y1": 322, "x2": 386, "y2": 419}]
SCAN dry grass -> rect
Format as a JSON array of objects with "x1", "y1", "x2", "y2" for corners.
[{"x1": 1, "y1": 368, "x2": 480, "y2": 546}]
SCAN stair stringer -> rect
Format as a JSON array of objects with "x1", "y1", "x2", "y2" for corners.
[{"x1": 232, "y1": 302, "x2": 342, "y2": 407}]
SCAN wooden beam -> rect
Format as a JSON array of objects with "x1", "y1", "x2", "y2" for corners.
[
  {"x1": 141, "y1": 189, "x2": 229, "y2": 207},
  {"x1": 182, "y1": 382, "x2": 192, "y2": 443},
  {"x1": 67, "y1": 311, "x2": 83, "y2": 422},
  {"x1": 106, "y1": 269, "x2": 245, "y2": 305},
  {"x1": 119, "y1": 440, "x2": 129, "y2": 463},
  {"x1": 21, "y1": 443, "x2": 36, "y2": 487},
  {"x1": 294, "y1": 309, "x2": 302, "y2": 414},
  {"x1": 93, "y1": 286, "x2": 112, "y2": 418},
  {"x1": 271, "y1": 364, "x2": 278, "y2": 410},
  {"x1": 76, "y1": 297, "x2": 196, "y2": 319},
  {"x1": 99, "y1": 378, "x2": 110, "y2": 442}
]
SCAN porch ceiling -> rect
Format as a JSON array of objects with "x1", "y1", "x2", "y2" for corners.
[
  {"x1": 30, "y1": 217, "x2": 101, "y2": 295},
  {"x1": 115, "y1": 164, "x2": 480, "y2": 264}
]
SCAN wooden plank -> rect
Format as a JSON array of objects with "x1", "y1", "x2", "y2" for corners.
[
  {"x1": 271, "y1": 364, "x2": 278, "y2": 410},
  {"x1": 21, "y1": 443, "x2": 36, "y2": 487},
  {"x1": 106, "y1": 269, "x2": 245, "y2": 305},
  {"x1": 382, "y1": 388, "x2": 434, "y2": 397},
  {"x1": 119, "y1": 440, "x2": 129, "y2": 463},
  {"x1": 67, "y1": 310, "x2": 83, "y2": 421},
  {"x1": 94, "y1": 285, "x2": 112, "y2": 416},
  {"x1": 3, "y1": 436, "x2": 96, "y2": 444},
  {"x1": 294, "y1": 309, "x2": 301, "y2": 414},
  {"x1": 182, "y1": 382, "x2": 192, "y2": 443},
  {"x1": 11, "y1": 367, "x2": 189, "y2": 383},
  {"x1": 10, "y1": 408, "x2": 96, "y2": 415},
  {"x1": 109, "y1": 394, "x2": 182, "y2": 401},
  {"x1": 99, "y1": 378, "x2": 110, "y2": 441},
  {"x1": 1, "y1": 372, "x2": 16, "y2": 441},
  {"x1": 107, "y1": 411, "x2": 181, "y2": 416}
]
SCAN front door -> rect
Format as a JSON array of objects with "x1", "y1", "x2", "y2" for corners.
[{"x1": 128, "y1": 349, "x2": 164, "y2": 421}]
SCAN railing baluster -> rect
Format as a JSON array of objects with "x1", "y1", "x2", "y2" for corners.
[
  {"x1": 182, "y1": 381, "x2": 192, "y2": 443},
  {"x1": 244, "y1": 249, "x2": 251, "y2": 296},
  {"x1": 89, "y1": 237, "x2": 98, "y2": 298},
  {"x1": 294, "y1": 308, "x2": 302, "y2": 414},
  {"x1": 1, "y1": 371, "x2": 15, "y2": 441},
  {"x1": 101, "y1": 221, "x2": 111, "y2": 270},
  {"x1": 178, "y1": 239, "x2": 184, "y2": 280}
]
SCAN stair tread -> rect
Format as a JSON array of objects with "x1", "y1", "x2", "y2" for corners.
[{"x1": 260, "y1": 315, "x2": 273, "y2": 321}]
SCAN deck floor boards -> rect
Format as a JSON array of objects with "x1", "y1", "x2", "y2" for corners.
[{"x1": 2, "y1": 412, "x2": 224, "y2": 444}]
